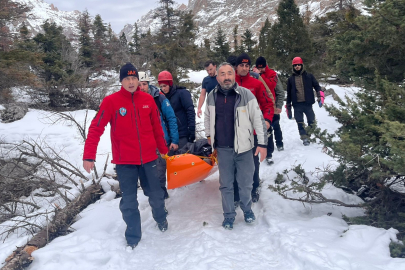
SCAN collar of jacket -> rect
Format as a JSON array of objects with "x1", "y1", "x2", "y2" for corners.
[
  {"x1": 163, "y1": 85, "x2": 176, "y2": 99},
  {"x1": 292, "y1": 67, "x2": 306, "y2": 76},
  {"x1": 216, "y1": 82, "x2": 238, "y2": 95},
  {"x1": 236, "y1": 72, "x2": 252, "y2": 81},
  {"x1": 148, "y1": 84, "x2": 160, "y2": 98},
  {"x1": 119, "y1": 86, "x2": 141, "y2": 98}
]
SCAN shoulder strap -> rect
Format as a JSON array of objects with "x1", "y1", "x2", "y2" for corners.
[{"x1": 258, "y1": 76, "x2": 276, "y2": 111}]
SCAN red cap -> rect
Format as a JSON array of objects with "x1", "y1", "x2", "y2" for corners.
[{"x1": 292, "y1": 57, "x2": 303, "y2": 65}]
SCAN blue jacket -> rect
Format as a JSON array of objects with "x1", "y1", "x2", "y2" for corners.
[
  {"x1": 149, "y1": 85, "x2": 179, "y2": 145},
  {"x1": 162, "y1": 85, "x2": 195, "y2": 139}
]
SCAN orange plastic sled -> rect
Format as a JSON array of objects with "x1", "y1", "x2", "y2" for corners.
[{"x1": 166, "y1": 154, "x2": 217, "y2": 189}]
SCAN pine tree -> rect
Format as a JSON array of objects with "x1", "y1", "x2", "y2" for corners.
[
  {"x1": 309, "y1": 0, "x2": 405, "y2": 253},
  {"x1": 328, "y1": 1, "x2": 405, "y2": 84},
  {"x1": 119, "y1": 32, "x2": 128, "y2": 47},
  {"x1": 78, "y1": 9, "x2": 93, "y2": 68},
  {"x1": 19, "y1": 22, "x2": 29, "y2": 41},
  {"x1": 150, "y1": 1, "x2": 199, "y2": 83},
  {"x1": 241, "y1": 28, "x2": 255, "y2": 53},
  {"x1": 129, "y1": 23, "x2": 140, "y2": 55},
  {"x1": 258, "y1": 18, "x2": 271, "y2": 57},
  {"x1": 154, "y1": 0, "x2": 179, "y2": 39},
  {"x1": 33, "y1": 21, "x2": 78, "y2": 107},
  {"x1": 269, "y1": 0, "x2": 314, "y2": 78},
  {"x1": 0, "y1": 0, "x2": 33, "y2": 102},
  {"x1": 213, "y1": 27, "x2": 230, "y2": 63},
  {"x1": 34, "y1": 21, "x2": 72, "y2": 83},
  {"x1": 92, "y1": 14, "x2": 108, "y2": 70}
]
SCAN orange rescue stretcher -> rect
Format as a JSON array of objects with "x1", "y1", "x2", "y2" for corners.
[{"x1": 163, "y1": 153, "x2": 218, "y2": 189}]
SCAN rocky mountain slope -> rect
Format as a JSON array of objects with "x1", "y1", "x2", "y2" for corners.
[
  {"x1": 124, "y1": 0, "x2": 364, "y2": 45},
  {"x1": 9, "y1": 0, "x2": 81, "y2": 39}
]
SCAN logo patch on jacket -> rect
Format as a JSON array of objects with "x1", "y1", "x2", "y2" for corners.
[
  {"x1": 119, "y1": 107, "x2": 127, "y2": 116},
  {"x1": 143, "y1": 105, "x2": 149, "y2": 109}
]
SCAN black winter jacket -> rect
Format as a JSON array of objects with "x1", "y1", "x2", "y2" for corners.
[
  {"x1": 287, "y1": 71, "x2": 321, "y2": 106},
  {"x1": 162, "y1": 85, "x2": 196, "y2": 139}
]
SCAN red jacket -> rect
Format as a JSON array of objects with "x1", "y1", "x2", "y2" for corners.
[
  {"x1": 261, "y1": 66, "x2": 278, "y2": 100},
  {"x1": 236, "y1": 72, "x2": 274, "y2": 122},
  {"x1": 83, "y1": 86, "x2": 168, "y2": 165}
]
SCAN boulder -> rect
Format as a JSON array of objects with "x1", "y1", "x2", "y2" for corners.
[{"x1": 1, "y1": 103, "x2": 29, "y2": 123}]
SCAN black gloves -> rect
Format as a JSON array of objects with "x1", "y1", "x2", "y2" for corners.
[
  {"x1": 318, "y1": 99, "x2": 323, "y2": 108},
  {"x1": 188, "y1": 133, "x2": 195, "y2": 143}
]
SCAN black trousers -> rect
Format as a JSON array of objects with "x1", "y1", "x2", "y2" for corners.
[
  {"x1": 293, "y1": 103, "x2": 315, "y2": 138},
  {"x1": 267, "y1": 114, "x2": 283, "y2": 158}
]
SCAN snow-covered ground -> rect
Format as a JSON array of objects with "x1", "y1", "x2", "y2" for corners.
[{"x1": 0, "y1": 81, "x2": 404, "y2": 270}]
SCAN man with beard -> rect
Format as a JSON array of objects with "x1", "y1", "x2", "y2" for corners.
[
  {"x1": 286, "y1": 57, "x2": 323, "y2": 146},
  {"x1": 204, "y1": 63, "x2": 267, "y2": 230}
]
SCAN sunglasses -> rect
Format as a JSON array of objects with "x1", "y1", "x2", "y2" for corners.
[{"x1": 293, "y1": 64, "x2": 302, "y2": 67}]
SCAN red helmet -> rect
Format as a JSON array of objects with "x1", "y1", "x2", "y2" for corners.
[
  {"x1": 158, "y1": 71, "x2": 173, "y2": 82},
  {"x1": 292, "y1": 57, "x2": 303, "y2": 65}
]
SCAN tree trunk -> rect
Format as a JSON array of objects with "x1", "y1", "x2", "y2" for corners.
[{"x1": 2, "y1": 184, "x2": 103, "y2": 270}]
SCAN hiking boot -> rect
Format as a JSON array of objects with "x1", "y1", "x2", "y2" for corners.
[
  {"x1": 157, "y1": 219, "x2": 168, "y2": 232},
  {"x1": 266, "y1": 157, "x2": 274, "y2": 165},
  {"x1": 244, "y1": 210, "x2": 256, "y2": 224},
  {"x1": 251, "y1": 188, "x2": 260, "y2": 203},
  {"x1": 126, "y1": 243, "x2": 138, "y2": 250},
  {"x1": 234, "y1": 200, "x2": 240, "y2": 209},
  {"x1": 222, "y1": 218, "x2": 235, "y2": 230},
  {"x1": 303, "y1": 138, "x2": 310, "y2": 146},
  {"x1": 277, "y1": 146, "x2": 284, "y2": 151}
]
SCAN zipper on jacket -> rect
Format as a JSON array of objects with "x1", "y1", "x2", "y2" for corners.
[
  {"x1": 97, "y1": 110, "x2": 104, "y2": 126},
  {"x1": 234, "y1": 92, "x2": 241, "y2": 154},
  {"x1": 132, "y1": 93, "x2": 143, "y2": 165}
]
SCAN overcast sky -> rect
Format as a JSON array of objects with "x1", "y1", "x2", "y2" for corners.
[{"x1": 46, "y1": 0, "x2": 189, "y2": 33}]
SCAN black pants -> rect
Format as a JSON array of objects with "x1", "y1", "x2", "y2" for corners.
[
  {"x1": 267, "y1": 114, "x2": 283, "y2": 158},
  {"x1": 116, "y1": 161, "x2": 166, "y2": 245},
  {"x1": 234, "y1": 135, "x2": 260, "y2": 201},
  {"x1": 293, "y1": 103, "x2": 315, "y2": 138}
]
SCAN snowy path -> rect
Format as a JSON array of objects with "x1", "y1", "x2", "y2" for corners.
[{"x1": 1, "y1": 84, "x2": 405, "y2": 270}]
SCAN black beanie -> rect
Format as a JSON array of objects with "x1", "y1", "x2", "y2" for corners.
[
  {"x1": 236, "y1": 53, "x2": 251, "y2": 66},
  {"x1": 120, "y1": 62, "x2": 138, "y2": 82},
  {"x1": 226, "y1": 55, "x2": 238, "y2": 67},
  {"x1": 255, "y1": 56, "x2": 266, "y2": 68}
]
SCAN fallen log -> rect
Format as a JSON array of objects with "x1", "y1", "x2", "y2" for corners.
[{"x1": 1, "y1": 183, "x2": 104, "y2": 270}]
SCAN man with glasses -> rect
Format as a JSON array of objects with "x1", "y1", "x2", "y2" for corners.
[{"x1": 286, "y1": 57, "x2": 323, "y2": 146}]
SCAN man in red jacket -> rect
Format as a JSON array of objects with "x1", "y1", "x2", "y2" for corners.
[
  {"x1": 234, "y1": 53, "x2": 274, "y2": 203},
  {"x1": 83, "y1": 63, "x2": 169, "y2": 249},
  {"x1": 254, "y1": 56, "x2": 286, "y2": 165}
]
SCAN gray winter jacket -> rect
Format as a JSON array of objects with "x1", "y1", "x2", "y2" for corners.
[{"x1": 204, "y1": 84, "x2": 267, "y2": 154}]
